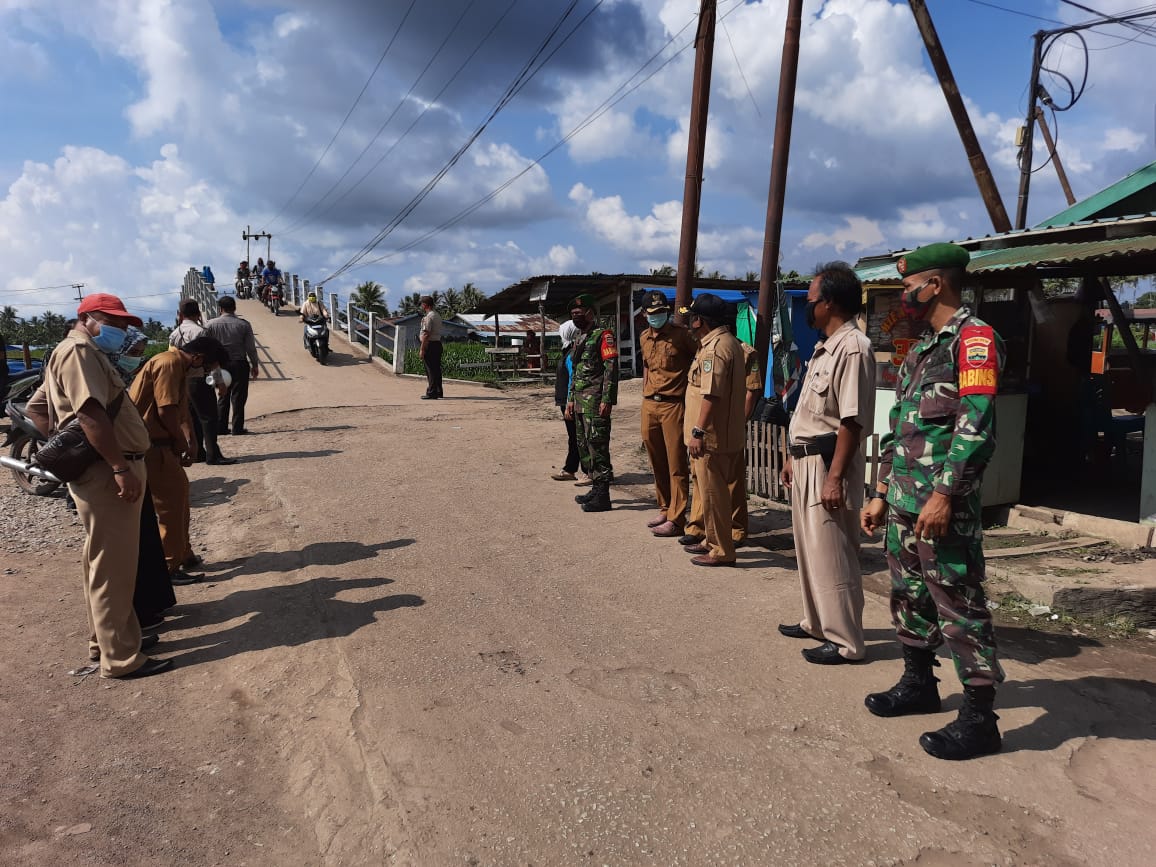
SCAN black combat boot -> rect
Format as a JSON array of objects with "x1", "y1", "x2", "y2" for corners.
[
  {"x1": 919, "y1": 685, "x2": 1002, "y2": 760},
  {"x1": 581, "y1": 482, "x2": 612, "y2": 512},
  {"x1": 575, "y1": 486, "x2": 596, "y2": 504},
  {"x1": 864, "y1": 645, "x2": 942, "y2": 717}
]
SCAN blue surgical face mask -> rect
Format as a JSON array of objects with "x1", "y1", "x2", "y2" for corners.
[
  {"x1": 91, "y1": 323, "x2": 127, "y2": 353},
  {"x1": 117, "y1": 355, "x2": 143, "y2": 373},
  {"x1": 647, "y1": 313, "x2": 669, "y2": 329}
]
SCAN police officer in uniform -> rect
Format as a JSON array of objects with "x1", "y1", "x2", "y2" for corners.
[
  {"x1": 861, "y1": 243, "x2": 1005, "y2": 761},
  {"x1": 639, "y1": 290, "x2": 697, "y2": 537},
  {"x1": 683, "y1": 294, "x2": 745, "y2": 567},
  {"x1": 567, "y1": 294, "x2": 618, "y2": 512}
]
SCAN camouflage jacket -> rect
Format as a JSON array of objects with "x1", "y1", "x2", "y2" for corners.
[
  {"x1": 879, "y1": 306, "x2": 1004, "y2": 515},
  {"x1": 568, "y1": 326, "x2": 619, "y2": 409}
]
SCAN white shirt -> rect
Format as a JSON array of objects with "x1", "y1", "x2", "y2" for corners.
[{"x1": 559, "y1": 320, "x2": 581, "y2": 350}]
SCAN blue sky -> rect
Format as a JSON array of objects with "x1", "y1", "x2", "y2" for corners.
[{"x1": 2, "y1": 0, "x2": 1154, "y2": 321}]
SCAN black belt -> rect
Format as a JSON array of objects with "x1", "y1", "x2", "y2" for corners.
[
  {"x1": 123, "y1": 452, "x2": 146, "y2": 461},
  {"x1": 644, "y1": 394, "x2": 682, "y2": 402},
  {"x1": 789, "y1": 442, "x2": 834, "y2": 459}
]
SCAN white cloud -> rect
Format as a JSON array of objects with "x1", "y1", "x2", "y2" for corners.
[
  {"x1": 801, "y1": 217, "x2": 885, "y2": 254},
  {"x1": 1102, "y1": 127, "x2": 1145, "y2": 153}
]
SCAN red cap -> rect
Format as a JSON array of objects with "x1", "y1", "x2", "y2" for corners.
[{"x1": 77, "y1": 292, "x2": 143, "y2": 328}]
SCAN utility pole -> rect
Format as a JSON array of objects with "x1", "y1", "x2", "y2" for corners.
[
  {"x1": 909, "y1": 0, "x2": 1011, "y2": 233},
  {"x1": 72, "y1": 283, "x2": 85, "y2": 302},
  {"x1": 673, "y1": 0, "x2": 716, "y2": 321},
  {"x1": 1035, "y1": 106, "x2": 1076, "y2": 207},
  {"x1": 243, "y1": 226, "x2": 272, "y2": 264},
  {"x1": 755, "y1": 0, "x2": 803, "y2": 375}
]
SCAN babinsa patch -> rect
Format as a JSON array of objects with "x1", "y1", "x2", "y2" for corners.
[
  {"x1": 599, "y1": 331, "x2": 617, "y2": 361},
  {"x1": 958, "y1": 325, "x2": 998, "y2": 396}
]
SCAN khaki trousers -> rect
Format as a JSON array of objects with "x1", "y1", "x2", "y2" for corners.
[
  {"x1": 687, "y1": 449, "x2": 748, "y2": 542},
  {"x1": 641, "y1": 398, "x2": 688, "y2": 526},
  {"x1": 690, "y1": 450, "x2": 739, "y2": 562},
  {"x1": 69, "y1": 460, "x2": 148, "y2": 677},
  {"x1": 789, "y1": 454, "x2": 865, "y2": 660},
  {"x1": 146, "y1": 446, "x2": 191, "y2": 573}
]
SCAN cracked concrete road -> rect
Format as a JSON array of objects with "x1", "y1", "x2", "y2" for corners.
[{"x1": 2, "y1": 299, "x2": 1154, "y2": 867}]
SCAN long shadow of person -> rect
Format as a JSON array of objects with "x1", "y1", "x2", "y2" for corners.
[
  {"x1": 163, "y1": 575, "x2": 425, "y2": 667},
  {"x1": 201, "y1": 538, "x2": 415, "y2": 581},
  {"x1": 189, "y1": 476, "x2": 250, "y2": 507}
]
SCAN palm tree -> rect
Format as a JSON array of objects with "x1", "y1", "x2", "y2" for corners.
[
  {"x1": 744, "y1": 271, "x2": 759, "y2": 282},
  {"x1": 0, "y1": 305, "x2": 18, "y2": 335},
  {"x1": 458, "y1": 282, "x2": 486, "y2": 313},
  {"x1": 440, "y1": 287, "x2": 462, "y2": 317},
  {"x1": 650, "y1": 265, "x2": 675, "y2": 277},
  {"x1": 397, "y1": 292, "x2": 423, "y2": 316},
  {"x1": 351, "y1": 281, "x2": 389, "y2": 317}
]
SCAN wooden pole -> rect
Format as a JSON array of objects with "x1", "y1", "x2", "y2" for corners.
[
  {"x1": 755, "y1": 0, "x2": 804, "y2": 379},
  {"x1": 1035, "y1": 106, "x2": 1076, "y2": 206},
  {"x1": 673, "y1": 0, "x2": 717, "y2": 323}
]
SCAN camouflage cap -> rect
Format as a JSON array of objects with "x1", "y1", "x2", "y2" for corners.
[
  {"x1": 896, "y1": 242, "x2": 969, "y2": 277},
  {"x1": 642, "y1": 290, "x2": 671, "y2": 314},
  {"x1": 571, "y1": 293, "x2": 598, "y2": 311}
]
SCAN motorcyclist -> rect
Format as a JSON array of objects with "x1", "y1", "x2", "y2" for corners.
[
  {"x1": 299, "y1": 292, "x2": 328, "y2": 322},
  {"x1": 261, "y1": 259, "x2": 283, "y2": 307},
  {"x1": 235, "y1": 261, "x2": 251, "y2": 298},
  {"x1": 254, "y1": 258, "x2": 266, "y2": 301}
]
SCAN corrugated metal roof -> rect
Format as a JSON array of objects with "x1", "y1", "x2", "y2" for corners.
[
  {"x1": 452, "y1": 313, "x2": 561, "y2": 335},
  {"x1": 856, "y1": 234, "x2": 1156, "y2": 284},
  {"x1": 1036, "y1": 160, "x2": 1156, "y2": 228}
]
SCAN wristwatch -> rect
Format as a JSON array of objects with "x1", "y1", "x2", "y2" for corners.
[
  {"x1": 867, "y1": 489, "x2": 887, "y2": 501},
  {"x1": 691, "y1": 427, "x2": 705, "y2": 439}
]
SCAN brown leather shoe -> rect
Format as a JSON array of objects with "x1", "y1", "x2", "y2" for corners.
[
  {"x1": 685, "y1": 543, "x2": 710, "y2": 555},
  {"x1": 691, "y1": 554, "x2": 735, "y2": 567},
  {"x1": 650, "y1": 520, "x2": 682, "y2": 537},
  {"x1": 646, "y1": 513, "x2": 668, "y2": 528}
]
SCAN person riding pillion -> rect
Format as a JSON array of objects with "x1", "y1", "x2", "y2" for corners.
[
  {"x1": 860, "y1": 242, "x2": 1006, "y2": 762},
  {"x1": 566, "y1": 293, "x2": 618, "y2": 513}
]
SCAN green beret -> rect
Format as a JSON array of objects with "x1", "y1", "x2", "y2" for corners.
[
  {"x1": 896, "y1": 242, "x2": 969, "y2": 277},
  {"x1": 571, "y1": 293, "x2": 598, "y2": 310}
]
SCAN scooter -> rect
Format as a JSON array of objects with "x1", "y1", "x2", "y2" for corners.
[
  {"x1": 3, "y1": 398, "x2": 61, "y2": 497},
  {"x1": 303, "y1": 315, "x2": 330, "y2": 364},
  {"x1": 266, "y1": 281, "x2": 284, "y2": 315},
  {"x1": 235, "y1": 275, "x2": 252, "y2": 299}
]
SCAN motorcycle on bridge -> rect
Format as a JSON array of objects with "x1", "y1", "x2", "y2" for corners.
[{"x1": 303, "y1": 315, "x2": 330, "y2": 364}]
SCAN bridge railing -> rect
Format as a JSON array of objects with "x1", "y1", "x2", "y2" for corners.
[
  {"x1": 335, "y1": 298, "x2": 405, "y2": 374},
  {"x1": 182, "y1": 269, "x2": 220, "y2": 319}
]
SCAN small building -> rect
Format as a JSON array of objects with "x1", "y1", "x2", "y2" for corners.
[{"x1": 450, "y1": 313, "x2": 562, "y2": 345}]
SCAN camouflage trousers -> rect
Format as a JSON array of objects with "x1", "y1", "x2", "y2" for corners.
[
  {"x1": 885, "y1": 507, "x2": 1004, "y2": 687},
  {"x1": 575, "y1": 409, "x2": 613, "y2": 483}
]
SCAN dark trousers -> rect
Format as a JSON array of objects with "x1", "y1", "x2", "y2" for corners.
[
  {"x1": 424, "y1": 341, "x2": 444, "y2": 397},
  {"x1": 134, "y1": 489, "x2": 176, "y2": 623},
  {"x1": 561, "y1": 409, "x2": 580, "y2": 474},
  {"x1": 189, "y1": 378, "x2": 221, "y2": 460},
  {"x1": 218, "y1": 360, "x2": 251, "y2": 433}
]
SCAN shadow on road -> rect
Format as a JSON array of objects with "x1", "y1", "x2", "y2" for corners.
[
  {"x1": 241, "y1": 448, "x2": 342, "y2": 462},
  {"x1": 190, "y1": 476, "x2": 250, "y2": 507},
  {"x1": 999, "y1": 675, "x2": 1156, "y2": 752},
  {"x1": 162, "y1": 575, "x2": 425, "y2": 667},
  {"x1": 201, "y1": 538, "x2": 415, "y2": 581}
]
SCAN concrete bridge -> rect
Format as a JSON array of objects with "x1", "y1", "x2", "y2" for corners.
[{"x1": 2, "y1": 293, "x2": 1155, "y2": 866}]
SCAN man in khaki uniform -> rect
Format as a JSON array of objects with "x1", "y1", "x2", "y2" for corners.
[
  {"x1": 781, "y1": 263, "x2": 875, "y2": 664},
  {"x1": 639, "y1": 290, "x2": 697, "y2": 537},
  {"x1": 683, "y1": 294, "x2": 747, "y2": 567},
  {"x1": 681, "y1": 339, "x2": 763, "y2": 548},
  {"x1": 44, "y1": 293, "x2": 172, "y2": 679},
  {"x1": 131, "y1": 335, "x2": 225, "y2": 581},
  {"x1": 419, "y1": 295, "x2": 444, "y2": 400}
]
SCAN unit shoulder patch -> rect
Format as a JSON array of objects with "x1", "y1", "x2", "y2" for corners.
[
  {"x1": 599, "y1": 331, "x2": 617, "y2": 361},
  {"x1": 958, "y1": 325, "x2": 998, "y2": 396}
]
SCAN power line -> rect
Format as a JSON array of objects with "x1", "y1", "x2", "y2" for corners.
[
  {"x1": 281, "y1": 0, "x2": 501, "y2": 238},
  {"x1": 4, "y1": 282, "x2": 84, "y2": 295},
  {"x1": 319, "y1": 0, "x2": 597, "y2": 284},
  {"x1": 262, "y1": 0, "x2": 420, "y2": 232},
  {"x1": 347, "y1": 0, "x2": 749, "y2": 276},
  {"x1": 720, "y1": 17, "x2": 761, "y2": 118},
  {"x1": 961, "y1": 0, "x2": 1066, "y2": 26}
]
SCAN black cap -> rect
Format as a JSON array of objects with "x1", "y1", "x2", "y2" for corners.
[
  {"x1": 642, "y1": 290, "x2": 671, "y2": 314},
  {"x1": 687, "y1": 293, "x2": 728, "y2": 321}
]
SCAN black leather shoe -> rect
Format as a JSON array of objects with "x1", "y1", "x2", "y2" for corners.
[
  {"x1": 232, "y1": 429, "x2": 251, "y2": 435},
  {"x1": 802, "y1": 641, "x2": 862, "y2": 665},
  {"x1": 678, "y1": 534, "x2": 704, "y2": 546},
  {"x1": 115, "y1": 658, "x2": 174, "y2": 679},
  {"x1": 778, "y1": 623, "x2": 817, "y2": 640},
  {"x1": 206, "y1": 457, "x2": 237, "y2": 465},
  {"x1": 141, "y1": 634, "x2": 159, "y2": 651},
  {"x1": 169, "y1": 570, "x2": 203, "y2": 586}
]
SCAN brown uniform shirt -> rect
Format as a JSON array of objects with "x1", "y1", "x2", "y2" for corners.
[
  {"x1": 684, "y1": 326, "x2": 746, "y2": 453},
  {"x1": 788, "y1": 320, "x2": 875, "y2": 507},
  {"x1": 44, "y1": 332, "x2": 150, "y2": 454},
  {"x1": 129, "y1": 349, "x2": 191, "y2": 442},
  {"x1": 640, "y1": 323, "x2": 697, "y2": 398},
  {"x1": 741, "y1": 342, "x2": 761, "y2": 392}
]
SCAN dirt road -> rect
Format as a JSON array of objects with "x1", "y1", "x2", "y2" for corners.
[{"x1": 2, "y1": 300, "x2": 1154, "y2": 866}]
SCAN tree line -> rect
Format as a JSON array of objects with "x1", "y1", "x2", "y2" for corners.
[
  {"x1": 1, "y1": 305, "x2": 170, "y2": 349},
  {"x1": 346, "y1": 281, "x2": 488, "y2": 319}
]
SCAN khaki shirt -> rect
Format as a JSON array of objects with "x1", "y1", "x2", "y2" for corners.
[
  {"x1": 130, "y1": 349, "x2": 191, "y2": 442},
  {"x1": 640, "y1": 323, "x2": 697, "y2": 398},
  {"x1": 420, "y1": 310, "x2": 443, "y2": 342},
  {"x1": 44, "y1": 332, "x2": 151, "y2": 454},
  {"x1": 684, "y1": 326, "x2": 746, "y2": 453},
  {"x1": 742, "y1": 343, "x2": 761, "y2": 392},
  {"x1": 300, "y1": 300, "x2": 328, "y2": 320}
]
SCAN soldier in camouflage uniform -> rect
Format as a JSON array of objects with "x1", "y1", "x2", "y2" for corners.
[
  {"x1": 860, "y1": 242, "x2": 1005, "y2": 761},
  {"x1": 566, "y1": 293, "x2": 618, "y2": 512}
]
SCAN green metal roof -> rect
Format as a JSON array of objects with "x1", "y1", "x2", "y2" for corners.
[
  {"x1": 1036, "y1": 160, "x2": 1156, "y2": 228},
  {"x1": 856, "y1": 234, "x2": 1156, "y2": 285}
]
